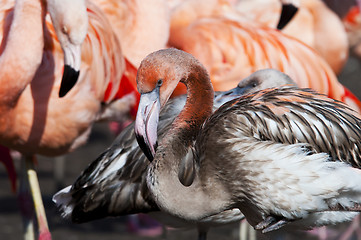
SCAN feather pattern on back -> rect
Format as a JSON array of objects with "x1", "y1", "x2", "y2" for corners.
[
  {"x1": 202, "y1": 87, "x2": 361, "y2": 168},
  {"x1": 195, "y1": 86, "x2": 361, "y2": 228}
]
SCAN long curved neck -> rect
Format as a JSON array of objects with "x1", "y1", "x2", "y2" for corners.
[
  {"x1": 0, "y1": 0, "x2": 45, "y2": 107},
  {"x1": 167, "y1": 68, "x2": 214, "y2": 143},
  {"x1": 149, "y1": 66, "x2": 230, "y2": 221}
]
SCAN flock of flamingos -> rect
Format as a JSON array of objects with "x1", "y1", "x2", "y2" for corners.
[{"x1": 3, "y1": 0, "x2": 361, "y2": 239}]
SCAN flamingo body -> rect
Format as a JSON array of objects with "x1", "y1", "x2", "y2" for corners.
[
  {"x1": 91, "y1": 0, "x2": 170, "y2": 68},
  {"x1": 0, "y1": 0, "x2": 138, "y2": 156},
  {"x1": 236, "y1": 0, "x2": 349, "y2": 74},
  {"x1": 134, "y1": 48, "x2": 361, "y2": 234},
  {"x1": 0, "y1": 0, "x2": 139, "y2": 238},
  {"x1": 169, "y1": 0, "x2": 356, "y2": 110}
]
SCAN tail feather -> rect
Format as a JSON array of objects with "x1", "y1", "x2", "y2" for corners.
[{"x1": 52, "y1": 186, "x2": 74, "y2": 219}]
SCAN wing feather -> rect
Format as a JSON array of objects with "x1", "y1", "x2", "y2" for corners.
[
  {"x1": 201, "y1": 87, "x2": 361, "y2": 167},
  {"x1": 55, "y1": 96, "x2": 189, "y2": 223}
]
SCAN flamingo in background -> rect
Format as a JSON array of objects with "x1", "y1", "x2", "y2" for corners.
[
  {"x1": 168, "y1": 0, "x2": 361, "y2": 112},
  {"x1": 343, "y1": 3, "x2": 361, "y2": 60},
  {"x1": 234, "y1": 0, "x2": 349, "y2": 75},
  {"x1": 90, "y1": 0, "x2": 170, "y2": 68},
  {"x1": 0, "y1": 0, "x2": 139, "y2": 239},
  {"x1": 47, "y1": 0, "x2": 88, "y2": 98}
]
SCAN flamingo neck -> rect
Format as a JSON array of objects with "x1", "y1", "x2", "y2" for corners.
[
  {"x1": 0, "y1": 0, "x2": 45, "y2": 107},
  {"x1": 168, "y1": 69, "x2": 214, "y2": 142},
  {"x1": 148, "y1": 66, "x2": 231, "y2": 221}
]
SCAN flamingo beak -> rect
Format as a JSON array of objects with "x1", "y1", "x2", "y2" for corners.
[
  {"x1": 59, "y1": 44, "x2": 81, "y2": 97},
  {"x1": 277, "y1": 2, "x2": 299, "y2": 30},
  {"x1": 134, "y1": 88, "x2": 161, "y2": 161},
  {"x1": 214, "y1": 86, "x2": 246, "y2": 107}
]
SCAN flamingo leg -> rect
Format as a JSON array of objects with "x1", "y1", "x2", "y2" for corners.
[
  {"x1": 239, "y1": 219, "x2": 247, "y2": 240},
  {"x1": 0, "y1": 145, "x2": 17, "y2": 192},
  {"x1": 198, "y1": 231, "x2": 207, "y2": 240},
  {"x1": 317, "y1": 226, "x2": 327, "y2": 240},
  {"x1": 25, "y1": 156, "x2": 52, "y2": 240},
  {"x1": 338, "y1": 214, "x2": 361, "y2": 240},
  {"x1": 239, "y1": 219, "x2": 256, "y2": 240},
  {"x1": 18, "y1": 156, "x2": 35, "y2": 240}
]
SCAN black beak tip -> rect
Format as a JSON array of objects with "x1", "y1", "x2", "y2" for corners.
[
  {"x1": 277, "y1": 3, "x2": 299, "y2": 30},
  {"x1": 135, "y1": 133, "x2": 156, "y2": 162},
  {"x1": 59, "y1": 65, "x2": 80, "y2": 98}
]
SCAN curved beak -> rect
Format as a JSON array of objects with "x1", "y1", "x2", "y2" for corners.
[
  {"x1": 277, "y1": 2, "x2": 299, "y2": 30},
  {"x1": 134, "y1": 88, "x2": 161, "y2": 161},
  {"x1": 214, "y1": 86, "x2": 246, "y2": 107},
  {"x1": 59, "y1": 44, "x2": 81, "y2": 97}
]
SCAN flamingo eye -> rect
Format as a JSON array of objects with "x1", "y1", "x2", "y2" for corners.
[
  {"x1": 62, "y1": 26, "x2": 68, "y2": 34},
  {"x1": 157, "y1": 79, "x2": 163, "y2": 87}
]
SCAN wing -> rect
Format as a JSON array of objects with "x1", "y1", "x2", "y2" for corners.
[
  {"x1": 62, "y1": 124, "x2": 156, "y2": 223},
  {"x1": 54, "y1": 89, "x2": 246, "y2": 223},
  {"x1": 54, "y1": 96, "x2": 187, "y2": 223},
  {"x1": 201, "y1": 87, "x2": 361, "y2": 168}
]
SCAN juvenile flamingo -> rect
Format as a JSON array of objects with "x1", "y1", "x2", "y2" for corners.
[
  {"x1": 135, "y1": 48, "x2": 361, "y2": 236},
  {"x1": 0, "y1": 0, "x2": 138, "y2": 239},
  {"x1": 53, "y1": 68, "x2": 295, "y2": 240}
]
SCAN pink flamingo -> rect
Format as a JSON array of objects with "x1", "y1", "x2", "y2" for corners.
[
  {"x1": 0, "y1": 0, "x2": 139, "y2": 239},
  {"x1": 168, "y1": 0, "x2": 361, "y2": 112},
  {"x1": 235, "y1": 0, "x2": 349, "y2": 74},
  {"x1": 91, "y1": 0, "x2": 171, "y2": 68}
]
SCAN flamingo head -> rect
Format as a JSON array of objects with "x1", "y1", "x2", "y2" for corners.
[{"x1": 47, "y1": 0, "x2": 88, "y2": 97}]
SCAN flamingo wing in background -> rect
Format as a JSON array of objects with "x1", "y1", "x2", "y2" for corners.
[
  {"x1": 169, "y1": 1, "x2": 360, "y2": 112},
  {"x1": 235, "y1": 0, "x2": 349, "y2": 74},
  {"x1": 90, "y1": 0, "x2": 170, "y2": 68}
]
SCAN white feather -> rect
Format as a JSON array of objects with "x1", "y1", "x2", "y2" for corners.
[
  {"x1": 52, "y1": 185, "x2": 74, "y2": 218},
  {"x1": 230, "y1": 138, "x2": 361, "y2": 226}
]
